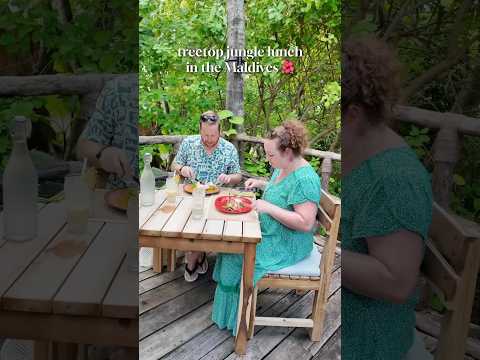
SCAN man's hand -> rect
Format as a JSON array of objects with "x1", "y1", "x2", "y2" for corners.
[
  {"x1": 99, "y1": 147, "x2": 132, "y2": 178},
  {"x1": 217, "y1": 173, "x2": 232, "y2": 184},
  {"x1": 180, "y1": 166, "x2": 195, "y2": 179}
]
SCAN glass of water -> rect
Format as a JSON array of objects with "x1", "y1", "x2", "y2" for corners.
[
  {"x1": 64, "y1": 174, "x2": 90, "y2": 234},
  {"x1": 191, "y1": 185, "x2": 206, "y2": 220}
]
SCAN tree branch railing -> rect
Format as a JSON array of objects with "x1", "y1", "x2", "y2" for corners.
[
  {"x1": 139, "y1": 134, "x2": 341, "y2": 192},
  {"x1": 394, "y1": 105, "x2": 480, "y2": 209},
  {"x1": 3, "y1": 74, "x2": 480, "y2": 207}
]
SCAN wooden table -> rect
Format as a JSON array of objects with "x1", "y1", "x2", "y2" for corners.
[
  {"x1": 0, "y1": 190, "x2": 138, "y2": 359},
  {"x1": 139, "y1": 188, "x2": 262, "y2": 355}
]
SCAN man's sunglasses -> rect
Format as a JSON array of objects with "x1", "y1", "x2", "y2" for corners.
[{"x1": 200, "y1": 114, "x2": 219, "y2": 123}]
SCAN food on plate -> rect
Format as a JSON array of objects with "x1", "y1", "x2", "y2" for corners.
[{"x1": 224, "y1": 197, "x2": 247, "y2": 212}]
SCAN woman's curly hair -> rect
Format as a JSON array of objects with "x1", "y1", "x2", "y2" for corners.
[
  {"x1": 342, "y1": 35, "x2": 402, "y2": 123},
  {"x1": 268, "y1": 120, "x2": 309, "y2": 156}
]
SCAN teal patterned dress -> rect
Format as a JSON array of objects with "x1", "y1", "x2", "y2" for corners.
[
  {"x1": 342, "y1": 146, "x2": 433, "y2": 360},
  {"x1": 212, "y1": 165, "x2": 321, "y2": 335}
]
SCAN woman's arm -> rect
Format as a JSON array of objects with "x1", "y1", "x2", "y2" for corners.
[
  {"x1": 256, "y1": 200, "x2": 318, "y2": 232},
  {"x1": 342, "y1": 230, "x2": 424, "y2": 304}
]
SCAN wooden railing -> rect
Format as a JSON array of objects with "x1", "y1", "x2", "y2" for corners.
[
  {"x1": 139, "y1": 134, "x2": 341, "y2": 192},
  {"x1": 394, "y1": 105, "x2": 480, "y2": 209},
  {"x1": 2, "y1": 74, "x2": 480, "y2": 207}
]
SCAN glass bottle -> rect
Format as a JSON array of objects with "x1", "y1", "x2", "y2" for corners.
[
  {"x1": 3, "y1": 116, "x2": 38, "y2": 242},
  {"x1": 140, "y1": 152, "x2": 155, "y2": 206}
]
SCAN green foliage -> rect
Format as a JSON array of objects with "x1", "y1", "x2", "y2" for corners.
[
  {"x1": 404, "y1": 126, "x2": 431, "y2": 159},
  {"x1": 140, "y1": 0, "x2": 341, "y2": 148}
]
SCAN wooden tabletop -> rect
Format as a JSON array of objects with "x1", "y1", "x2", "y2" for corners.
[
  {"x1": 0, "y1": 191, "x2": 137, "y2": 320},
  {"x1": 139, "y1": 188, "x2": 262, "y2": 244}
]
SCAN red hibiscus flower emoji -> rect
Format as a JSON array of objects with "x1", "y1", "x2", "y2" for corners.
[{"x1": 281, "y1": 59, "x2": 294, "y2": 74}]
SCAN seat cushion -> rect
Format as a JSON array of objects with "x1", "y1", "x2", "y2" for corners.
[{"x1": 268, "y1": 247, "x2": 321, "y2": 277}]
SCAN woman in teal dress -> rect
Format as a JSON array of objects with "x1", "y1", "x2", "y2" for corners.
[
  {"x1": 341, "y1": 36, "x2": 433, "y2": 359},
  {"x1": 212, "y1": 120, "x2": 321, "y2": 335}
]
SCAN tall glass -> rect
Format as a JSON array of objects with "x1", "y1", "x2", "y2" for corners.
[
  {"x1": 166, "y1": 173, "x2": 177, "y2": 204},
  {"x1": 191, "y1": 186, "x2": 205, "y2": 220},
  {"x1": 64, "y1": 174, "x2": 90, "y2": 234}
]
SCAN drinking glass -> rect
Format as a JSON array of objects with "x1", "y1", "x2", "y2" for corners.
[
  {"x1": 64, "y1": 174, "x2": 90, "y2": 234},
  {"x1": 191, "y1": 186, "x2": 206, "y2": 220},
  {"x1": 166, "y1": 173, "x2": 177, "y2": 204}
]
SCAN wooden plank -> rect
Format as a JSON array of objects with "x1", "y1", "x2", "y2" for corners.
[
  {"x1": 139, "y1": 190, "x2": 167, "y2": 227},
  {"x1": 312, "y1": 329, "x2": 341, "y2": 360},
  {"x1": 254, "y1": 317, "x2": 313, "y2": 328},
  {"x1": 319, "y1": 189, "x2": 339, "y2": 217},
  {"x1": 159, "y1": 288, "x2": 287, "y2": 360},
  {"x1": 52, "y1": 222, "x2": 127, "y2": 316},
  {"x1": 2, "y1": 221, "x2": 104, "y2": 313},
  {"x1": 140, "y1": 302, "x2": 213, "y2": 360},
  {"x1": 223, "y1": 221, "x2": 243, "y2": 241},
  {"x1": 182, "y1": 216, "x2": 207, "y2": 239},
  {"x1": 140, "y1": 282, "x2": 216, "y2": 340},
  {"x1": 242, "y1": 220, "x2": 262, "y2": 242},
  {"x1": 102, "y1": 255, "x2": 138, "y2": 319},
  {"x1": 139, "y1": 266, "x2": 185, "y2": 295},
  {"x1": 140, "y1": 198, "x2": 183, "y2": 236},
  {"x1": 317, "y1": 206, "x2": 332, "y2": 232},
  {"x1": 429, "y1": 202, "x2": 473, "y2": 272},
  {"x1": 0, "y1": 309, "x2": 137, "y2": 347},
  {"x1": 201, "y1": 220, "x2": 224, "y2": 240},
  {"x1": 161, "y1": 197, "x2": 193, "y2": 237},
  {"x1": 0, "y1": 202, "x2": 67, "y2": 302},
  {"x1": 140, "y1": 236, "x2": 244, "y2": 254},
  {"x1": 422, "y1": 238, "x2": 459, "y2": 303},
  {"x1": 140, "y1": 270, "x2": 212, "y2": 315},
  {"x1": 242, "y1": 289, "x2": 341, "y2": 360}
]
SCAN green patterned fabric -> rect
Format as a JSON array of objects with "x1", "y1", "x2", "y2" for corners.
[
  {"x1": 342, "y1": 146, "x2": 433, "y2": 360},
  {"x1": 81, "y1": 75, "x2": 138, "y2": 189},
  {"x1": 212, "y1": 165, "x2": 321, "y2": 335},
  {"x1": 173, "y1": 135, "x2": 240, "y2": 183}
]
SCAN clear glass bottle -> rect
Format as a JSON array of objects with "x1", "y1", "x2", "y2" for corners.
[
  {"x1": 140, "y1": 152, "x2": 155, "y2": 206},
  {"x1": 3, "y1": 116, "x2": 38, "y2": 242}
]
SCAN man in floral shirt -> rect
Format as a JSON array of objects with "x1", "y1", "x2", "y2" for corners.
[{"x1": 172, "y1": 110, "x2": 242, "y2": 282}]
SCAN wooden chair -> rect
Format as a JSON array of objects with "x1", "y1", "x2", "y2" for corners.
[
  {"x1": 244, "y1": 189, "x2": 341, "y2": 340},
  {"x1": 421, "y1": 202, "x2": 480, "y2": 359}
]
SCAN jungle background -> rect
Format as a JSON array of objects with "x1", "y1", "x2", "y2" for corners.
[{"x1": 139, "y1": 0, "x2": 342, "y2": 195}]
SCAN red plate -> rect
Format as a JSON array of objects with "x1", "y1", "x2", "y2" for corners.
[{"x1": 215, "y1": 196, "x2": 253, "y2": 214}]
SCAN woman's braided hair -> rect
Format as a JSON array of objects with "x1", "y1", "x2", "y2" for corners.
[{"x1": 268, "y1": 120, "x2": 309, "y2": 156}]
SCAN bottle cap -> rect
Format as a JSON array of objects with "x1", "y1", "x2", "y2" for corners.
[
  {"x1": 143, "y1": 152, "x2": 152, "y2": 163},
  {"x1": 12, "y1": 116, "x2": 32, "y2": 139}
]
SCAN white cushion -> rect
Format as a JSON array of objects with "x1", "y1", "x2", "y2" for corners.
[{"x1": 268, "y1": 247, "x2": 321, "y2": 277}]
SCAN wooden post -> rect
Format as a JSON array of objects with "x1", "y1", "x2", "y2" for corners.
[
  {"x1": 432, "y1": 126, "x2": 460, "y2": 209},
  {"x1": 226, "y1": 0, "x2": 245, "y2": 133},
  {"x1": 321, "y1": 157, "x2": 332, "y2": 193}
]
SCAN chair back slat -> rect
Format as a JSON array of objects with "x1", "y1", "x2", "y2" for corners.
[{"x1": 429, "y1": 203, "x2": 470, "y2": 273}]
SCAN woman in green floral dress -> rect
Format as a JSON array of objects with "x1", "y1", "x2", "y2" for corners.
[
  {"x1": 341, "y1": 36, "x2": 433, "y2": 359},
  {"x1": 211, "y1": 120, "x2": 321, "y2": 335}
]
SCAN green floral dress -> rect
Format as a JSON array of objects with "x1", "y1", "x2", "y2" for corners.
[
  {"x1": 212, "y1": 165, "x2": 321, "y2": 335},
  {"x1": 342, "y1": 146, "x2": 433, "y2": 360}
]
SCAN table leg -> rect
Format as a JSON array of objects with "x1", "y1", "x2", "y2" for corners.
[
  {"x1": 167, "y1": 249, "x2": 176, "y2": 272},
  {"x1": 33, "y1": 341, "x2": 49, "y2": 360},
  {"x1": 234, "y1": 243, "x2": 256, "y2": 355},
  {"x1": 153, "y1": 248, "x2": 163, "y2": 273}
]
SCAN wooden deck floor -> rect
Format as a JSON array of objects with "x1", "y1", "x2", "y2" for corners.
[{"x1": 139, "y1": 246, "x2": 341, "y2": 360}]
